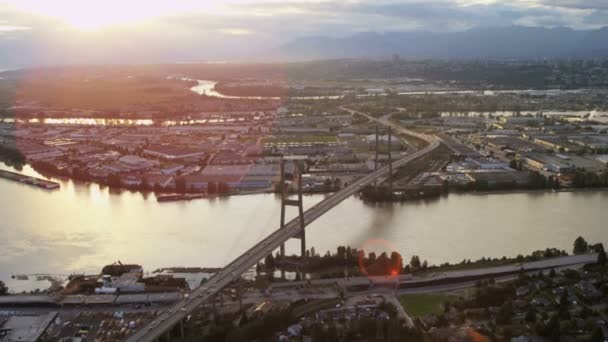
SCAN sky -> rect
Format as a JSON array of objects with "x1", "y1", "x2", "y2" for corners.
[{"x1": 0, "y1": 0, "x2": 607, "y2": 66}]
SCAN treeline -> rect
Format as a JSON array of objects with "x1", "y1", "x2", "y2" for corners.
[
  {"x1": 308, "y1": 311, "x2": 424, "y2": 342},
  {"x1": 0, "y1": 143, "x2": 25, "y2": 168},
  {"x1": 181, "y1": 307, "x2": 294, "y2": 342},
  {"x1": 361, "y1": 167, "x2": 608, "y2": 204},
  {"x1": 265, "y1": 243, "x2": 574, "y2": 279},
  {"x1": 360, "y1": 184, "x2": 445, "y2": 202},
  {"x1": 467, "y1": 171, "x2": 561, "y2": 192},
  {"x1": 30, "y1": 160, "x2": 233, "y2": 194},
  {"x1": 265, "y1": 246, "x2": 404, "y2": 277},
  {"x1": 183, "y1": 298, "x2": 424, "y2": 342},
  {"x1": 175, "y1": 177, "x2": 231, "y2": 194},
  {"x1": 571, "y1": 168, "x2": 608, "y2": 188}
]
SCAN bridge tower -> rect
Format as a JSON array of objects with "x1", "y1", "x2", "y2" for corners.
[
  {"x1": 375, "y1": 125, "x2": 379, "y2": 171},
  {"x1": 373, "y1": 125, "x2": 393, "y2": 192},
  {"x1": 388, "y1": 126, "x2": 393, "y2": 194},
  {"x1": 279, "y1": 158, "x2": 306, "y2": 263}
]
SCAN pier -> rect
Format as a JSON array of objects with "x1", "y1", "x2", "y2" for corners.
[{"x1": 0, "y1": 169, "x2": 60, "y2": 190}]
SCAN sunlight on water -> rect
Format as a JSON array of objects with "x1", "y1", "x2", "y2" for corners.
[{"x1": 1, "y1": 162, "x2": 607, "y2": 287}]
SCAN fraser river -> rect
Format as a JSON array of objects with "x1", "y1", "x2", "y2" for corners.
[{"x1": 0, "y1": 162, "x2": 606, "y2": 292}]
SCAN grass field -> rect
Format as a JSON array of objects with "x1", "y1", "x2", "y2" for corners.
[{"x1": 399, "y1": 293, "x2": 460, "y2": 317}]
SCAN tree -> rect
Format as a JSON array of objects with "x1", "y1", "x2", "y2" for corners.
[
  {"x1": 264, "y1": 254, "x2": 275, "y2": 271},
  {"x1": 255, "y1": 263, "x2": 262, "y2": 275},
  {"x1": 217, "y1": 182, "x2": 230, "y2": 193},
  {"x1": 107, "y1": 173, "x2": 121, "y2": 188},
  {"x1": 323, "y1": 178, "x2": 332, "y2": 191},
  {"x1": 598, "y1": 248, "x2": 607, "y2": 266},
  {"x1": 538, "y1": 315, "x2": 560, "y2": 341},
  {"x1": 591, "y1": 327, "x2": 605, "y2": 342},
  {"x1": 409, "y1": 255, "x2": 421, "y2": 271},
  {"x1": 390, "y1": 252, "x2": 402, "y2": 273},
  {"x1": 175, "y1": 177, "x2": 186, "y2": 193},
  {"x1": 496, "y1": 301, "x2": 513, "y2": 325},
  {"x1": 333, "y1": 178, "x2": 342, "y2": 190},
  {"x1": 573, "y1": 236, "x2": 589, "y2": 255},
  {"x1": 525, "y1": 308, "x2": 536, "y2": 323},
  {"x1": 0, "y1": 281, "x2": 7, "y2": 296}
]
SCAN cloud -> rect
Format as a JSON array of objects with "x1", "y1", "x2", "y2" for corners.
[
  {"x1": 218, "y1": 28, "x2": 254, "y2": 35},
  {"x1": 0, "y1": 0, "x2": 606, "y2": 66},
  {"x1": 0, "y1": 24, "x2": 29, "y2": 31}
]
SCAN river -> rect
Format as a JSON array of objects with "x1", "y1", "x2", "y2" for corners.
[{"x1": 1, "y1": 162, "x2": 607, "y2": 292}]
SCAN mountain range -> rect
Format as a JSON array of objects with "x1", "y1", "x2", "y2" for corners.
[{"x1": 280, "y1": 26, "x2": 608, "y2": 60}]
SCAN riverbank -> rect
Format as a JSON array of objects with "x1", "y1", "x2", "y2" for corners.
[
  {"x1": 466, "y1": 187, "x2": 608, "y2": 196},
  {"x1": 8, "y1": 158, "x2": 608, "y2": 202}
]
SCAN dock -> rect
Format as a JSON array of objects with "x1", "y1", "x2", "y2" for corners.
[{"x1": 0, "y1": 169, "x2": 60, "y2": 190}]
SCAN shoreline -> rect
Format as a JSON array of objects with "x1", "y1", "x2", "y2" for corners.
[
  {"x1": 464, "y1": 187, "x2": 608, "y2": 197},
  {"x1": 2, "y1": 161, "x2": 607, "y2": 201}
]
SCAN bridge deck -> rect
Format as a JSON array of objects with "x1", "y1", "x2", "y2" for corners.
[{"x1": 127, "y1": 110, "x2": 440, "y2": 342}]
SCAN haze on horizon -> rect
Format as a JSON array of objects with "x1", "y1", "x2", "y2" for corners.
[{"x1": 0, "y1": 0, "x2": 607, "y2": 67}]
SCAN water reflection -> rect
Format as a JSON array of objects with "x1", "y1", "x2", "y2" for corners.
[
  {"x1": 0, "y1": 162, "x2": 607, "y2": 294},
  {"x1": 0, "y1": 116, "x2": 259, "y2": 126}
]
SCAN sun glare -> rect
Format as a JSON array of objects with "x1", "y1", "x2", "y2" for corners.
[{"x1": 8, "y1": 0, "x2": 225, "y2": 31}]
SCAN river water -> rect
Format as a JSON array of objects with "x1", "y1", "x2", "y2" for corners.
[{"x1": 1, "y1": 162, "x2": 607, "y2": 292}]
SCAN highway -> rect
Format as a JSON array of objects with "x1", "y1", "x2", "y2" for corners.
[{"x1": 126, "y1": 109, "x2": 440, "y2": 342}]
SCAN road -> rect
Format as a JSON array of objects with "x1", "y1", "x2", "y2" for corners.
[
  {"x1": 127, "y1": 109, "x2": 440, "y2": 342},
  {"x1": 269, "y1": 253, "x2": 597, "y2": 289},
  {"x1": 1, "y1": 254, "x2": 595, "y2": 342}
]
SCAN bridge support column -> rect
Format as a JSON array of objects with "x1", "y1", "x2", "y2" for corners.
[
  {"x1": 179, "y1": 320, "x2": 184, "y2": 338},
  {"x1": 279, "y1": 159, "x2": 288, "y2": 279},
  {"x1": 297, "y1": 165, "x2": 306, "y2": 263},
  {"x1": 279, "y1": 158, "x2": 307, "y2": 279},
  {"x1": 388, "y1": 126, "x2": 393, "y2": 195},
  {"x1": 375, "y1": 125, "x2": 379, "y2": 171}
]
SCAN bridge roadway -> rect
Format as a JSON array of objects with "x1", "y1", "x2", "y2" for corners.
[{"x1": 127, "y1": 113, "x2": 440, "y2": 342}]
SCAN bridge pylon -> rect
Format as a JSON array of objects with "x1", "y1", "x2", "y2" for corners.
[
  {"x1": 373, "y1": 124, "x2": 393, "y2": 192},
  {"x1": 388, "y1": 126, "x2": 393, "y2": 194},
  {"x1": 279, "y1": 158, "x2": 307, "y2": 278},
  {"x1": 375, "y1": 124, "x2": 379, "y2": 171}
]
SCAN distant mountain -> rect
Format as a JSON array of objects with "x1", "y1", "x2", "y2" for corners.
[{"x1": 280, "y1": 26, "x2": 608, "y2": 60}]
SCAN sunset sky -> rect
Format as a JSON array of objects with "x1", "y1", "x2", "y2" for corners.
[{"x1": 0, "y1": 0, "x2": 607, "y2": 66}]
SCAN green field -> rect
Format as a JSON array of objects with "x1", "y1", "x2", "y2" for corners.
[{"x1": 399, "y1": 293, "x2": 459, "y2": 317}]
